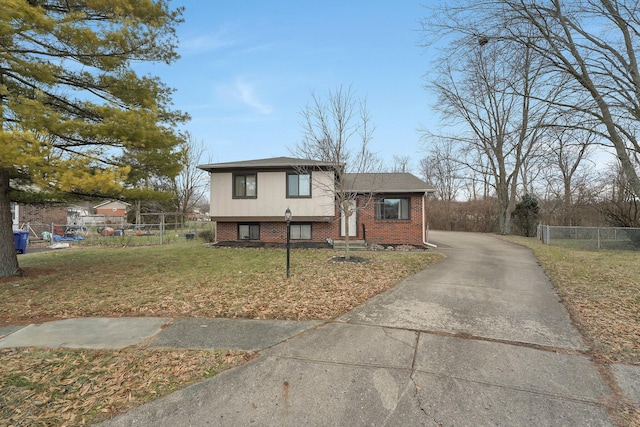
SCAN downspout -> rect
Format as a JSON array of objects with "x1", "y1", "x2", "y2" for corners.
[{"x1": 422, "y1": 193, "x2": 437, "y2": 248}]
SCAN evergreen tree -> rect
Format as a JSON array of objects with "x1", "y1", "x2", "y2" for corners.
[
  {"x1": 512, "y1": 194, "x2": 540, "y2": 237},
  {"x1": 0, "y1": 0, "x2": 187, "y2": 277}
]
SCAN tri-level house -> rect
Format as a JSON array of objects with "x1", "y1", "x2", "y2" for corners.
[{"x1": 198, "y1": 157, "x2": 435, "y2": 247}]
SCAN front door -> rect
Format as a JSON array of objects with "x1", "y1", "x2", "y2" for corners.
[{"x1": 340, "y1": 200, "x2": 357, "y2": 237}]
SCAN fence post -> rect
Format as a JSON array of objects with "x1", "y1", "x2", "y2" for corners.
[
  {"x1": 546, "y1": 225, "x2": 550, "y2": 245},
  {"x1": 597, "y1": 227, "x2": 601, "y2": 249}
]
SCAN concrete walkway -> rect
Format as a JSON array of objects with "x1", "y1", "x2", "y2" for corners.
[{"x1": 1, "y1": 231, "x2": 637, "y2": 425}]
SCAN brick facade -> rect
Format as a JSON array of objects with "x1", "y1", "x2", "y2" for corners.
[
  {"x1": 17, "y1": 204, "x2": 67, "y2": 235},
  {"x1": 217, "y1": 221, "x2": 335, "y2": 244},
  {"x1": 216, "y1": 194, "x2": 426, "y2": 247},
  {"x1": 95, "y1": 207, "x2": 127, "y2": 219},
  {"x1": 355, "y1": 194, "x2": 425, "y2": 246}
]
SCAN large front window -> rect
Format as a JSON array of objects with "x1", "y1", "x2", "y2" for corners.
[
  {"x1": 233, "y1": 174, "x2": 257, "y2": 198},
  {"x1": 287, "y1": 173, "x2": 311, "y2": 197},
  {"x1": 375, "y1": 198, "x2": 410, "y2": 220},
  {"x1": 238, "y1": 224, "x2": 260, "y2": 240}
]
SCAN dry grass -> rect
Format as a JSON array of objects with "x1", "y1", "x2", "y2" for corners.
[
  {"x1": 0, "y1": 347, "x2": 252, "y2": 426},
  {"x1": 1, "y1": 243, "x2": 443, "y2": 323},
  {"x1": 3, "y1": 236, "x2": 639, "y2": 425},
  {"x1": 498, "y1": 236, "x2": 640, "y2": 365},
  {"x1": 0, "y1": 242, "x2": 443, "y2": 425},
  {"x1": 498, "y1": 235, "x2": 640, "y2": 427}
]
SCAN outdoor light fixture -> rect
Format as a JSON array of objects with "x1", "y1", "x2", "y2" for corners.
[{"x1": 285, "y1": 208, "x2": 292, "y2": 278}]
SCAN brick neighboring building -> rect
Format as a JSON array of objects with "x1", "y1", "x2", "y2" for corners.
[
  {"x1": 93, "y1": 200, "x2": 130, "y2": 225},
  {"x1": 12, "y1": 203, "x2": 67, "y2": 236},
  {"x1": 199, "y1": 157, "x2": 435, "y2": 247}
]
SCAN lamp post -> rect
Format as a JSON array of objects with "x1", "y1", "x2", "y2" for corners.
[{"x1": 285, "y1": 207, "x2": 292, "y2": 278}]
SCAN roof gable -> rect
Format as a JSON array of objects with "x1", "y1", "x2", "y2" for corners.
[{"x1": 93, "y1": 200, "x2": 131, "y2": 209}]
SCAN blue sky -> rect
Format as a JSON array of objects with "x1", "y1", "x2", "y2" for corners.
[{"x1": 149, "y1": 1, "x2": 438, "y2": 170}]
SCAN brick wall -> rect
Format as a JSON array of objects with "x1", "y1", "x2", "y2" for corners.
[
  {"x1": 217, "y1": 222, "x2": 237, "y2": 241},
  {"x1": 18, "y1": 204, "x2": 67, "y2": 235},
  {"x1": 356, "y1": 194, "x2": 425, "y2": 246},
  {"x1": 217, "y1": 221, "x2": 334, "y2": 243},
  {"x1": 216, "y1": 194, "x2": 426, "y2": 246},
  {"x1": 95, "y1": 208, "x2": 127, "y2": 219}
]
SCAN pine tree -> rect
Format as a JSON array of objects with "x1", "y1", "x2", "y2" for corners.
[{"x1": 0, "y1": 0, "x2": 187, "y2": 277}]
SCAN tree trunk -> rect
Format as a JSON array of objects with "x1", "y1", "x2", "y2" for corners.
[
  {"x1": 496, "y1": 178, "x2": 513, "y2": 234},
  {"x1": 135, "y1": 200, "x2": 141, "y2": 226},
  {"x1": 343, "y1": 201, "x2": 351, "y2": 260},
  {"x1": 0, "y1": 170, "x2": 21, "y2": 278}
]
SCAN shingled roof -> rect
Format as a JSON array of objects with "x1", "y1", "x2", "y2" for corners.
[
  {"x1": 344, "y1": 173, "x2": 434, "y2": 193},
  {"x1": 198, "y1": 156, "x2": 340, "y2": 172}
]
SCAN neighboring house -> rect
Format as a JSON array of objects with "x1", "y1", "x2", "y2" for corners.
[
  {"x1": 198, "y1": 156, "x2": 436, "y2": 247},
  {"x1": 67, "y1": 205, "x2": 91, "y2": 224},
  {"x1": 187, "y1": 209, "x2": 205, "y2": 221},
  {"x1": 11, "y1": 202, "x2": 68, "y2": 236},
  {"x1": 10, "y1": 200, "x2": 130, "y2": 237},
  {"x1": 93, "y1": 200, "x2": 130, "y2": 226}
]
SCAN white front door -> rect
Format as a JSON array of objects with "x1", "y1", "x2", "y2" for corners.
[{"x1": 340, "y1": 200, "x2": 357, "y2": 237}]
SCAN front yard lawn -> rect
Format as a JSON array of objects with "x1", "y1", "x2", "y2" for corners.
[{"x1": 0, "y1": 242, "x2": 443, "y2": 425}]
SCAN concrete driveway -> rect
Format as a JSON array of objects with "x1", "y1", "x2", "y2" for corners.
[{"x1": 99, "y1": 231, "x2": 617, "y2": 426}]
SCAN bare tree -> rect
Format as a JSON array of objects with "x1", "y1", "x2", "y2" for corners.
[
  {"x1": 389, "y1": 155, "x2": 411, "y2": 173},
  {"x1": 599, "y1": 159, "x2": 640, "y2": 227},
  {"x1": 172, "y1": 134, "x2": 209, "y2": 226},
  {"x1": 422, "y1": 0, "x2": 640, "y2": 199},
  {"x1": 419, "y1": 139, "x2": 464, "y2": 202},
  {"x1": 291, "y1": 85, "x2": 379, "y2": 259},
  {"x1": 542, "y1": 122, "x2": 596, "y2": 225},
  {"x1": 426, "y1": 33, "x2": 557, "y2": 234}
]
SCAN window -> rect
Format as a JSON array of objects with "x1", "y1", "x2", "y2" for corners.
[
  {"x1": 290, "y1": 224, "x2": 311, "y2": 240},
  {"x1": 287, "y1": 173, "x2": 311, "y2": 197},
  {"x1": 375, "y1": 198, "x2": 410, "y2": 220},
  {"x1": 233, "y1": 174, "x2": 257, "y2": 198},
  {"x1": 238, "y1": 224, "x2": 260, "y2": 240}
]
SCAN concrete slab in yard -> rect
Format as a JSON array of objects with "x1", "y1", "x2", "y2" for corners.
[
  {"x1": 412, "y1": 371, "x2": 613, "y2": 426},
  {"x1": 151, "y1": 318, "x2": 322, "y2": 351},
  {"x1": 266, "y1": 322, "x2": 417, "y2": 369},
  {"x1": 0, "y1": 324, "x2": 25, "y2": 339},
  {"x1": 99, "y1": 356, "x2": 429, "y2": 427},
  {"x1": 0, "y1": 318, "x2": 172, "y2": 349},
  {"x1": 414, "y1": 334, "x2": 610, "y2": 402}
]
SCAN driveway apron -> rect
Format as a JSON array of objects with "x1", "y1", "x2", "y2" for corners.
[{"x1": 99, "y1": 231, "x2": 615, "y2": 426}]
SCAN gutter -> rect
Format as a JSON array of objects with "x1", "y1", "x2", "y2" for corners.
[{"x1": 422, "y1": 193, "x2": 437, "y2": 248}]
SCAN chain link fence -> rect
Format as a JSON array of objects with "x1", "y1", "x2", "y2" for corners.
[
  {"x1": 23, "y1": 220, "x2": 216, "y2": 247},
  {"x1": 537, "y1": 225, "x2": 640, "y2": 250}
]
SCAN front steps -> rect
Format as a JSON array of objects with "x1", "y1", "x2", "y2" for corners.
[{"x1": 332, "y1": 239, "x2": 367, "y2": 251}]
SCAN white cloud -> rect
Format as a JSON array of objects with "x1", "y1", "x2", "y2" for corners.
[
  {"x1": 180, "y1": 25, "x2": 238, "y2": 55},
  {"x1": 216, "y1": 77, "x2": 273, "y2": 115}
]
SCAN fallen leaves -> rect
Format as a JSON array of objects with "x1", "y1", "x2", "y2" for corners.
[
  {"x1": 0, "y1": 347, "x2": 253, "y2": 426},
  {"x1": 498, "y1": 236, "x2": 640, "y2": 365},
  {"x1": 1, "y1": 248, "x2": 444, "y2": 323},
  {"x1": 0, "y1": 246, "x2": 443, "y2": 426}
]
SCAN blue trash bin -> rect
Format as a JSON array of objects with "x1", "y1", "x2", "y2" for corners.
[{"x1": 13, "y1": 230, "x2": 29, "y2": 254}]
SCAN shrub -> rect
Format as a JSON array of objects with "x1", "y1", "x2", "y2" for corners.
[{"x1": 198, "y1": 230, "x2": 215, "y2": 243}]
